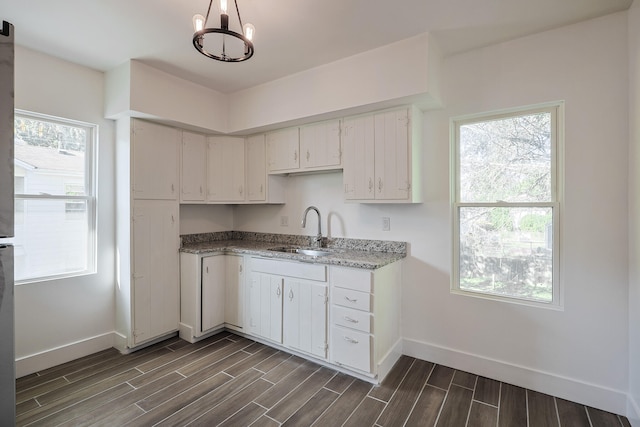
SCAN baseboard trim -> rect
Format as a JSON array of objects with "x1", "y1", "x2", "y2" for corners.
[
  {"x1": 403, "y1": 338, "x2": 628, "y2": 416},
  {"x1": 16, "y1": 332, "x2": 114, "y2": 378}
]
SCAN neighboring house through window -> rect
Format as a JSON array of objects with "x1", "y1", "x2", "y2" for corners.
[
  {"x1": 451, "y1": 103, "x2": 562, "y2": 307},
  {"x1": 13, "y1": 111, "x2": 97, "y2": 283}
]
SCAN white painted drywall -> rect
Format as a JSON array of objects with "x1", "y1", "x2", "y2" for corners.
[
  {"x1": 14, "y1": 46, "x2": 115, "y2": 376},
  {"x1": 230, "y1": 12, "x2": 631, "y2": 414},
  {"x1": 627, "y1": 0, "x2": 640, "y2": 424}
]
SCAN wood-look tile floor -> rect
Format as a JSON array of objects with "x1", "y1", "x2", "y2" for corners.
[{"x1": 15, "y1": 331, "x2": 631, "y2": 427}]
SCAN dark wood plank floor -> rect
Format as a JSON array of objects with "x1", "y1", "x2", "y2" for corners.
[{"x1": 15, "y1": 332, "x2": 631, "y2": 426}]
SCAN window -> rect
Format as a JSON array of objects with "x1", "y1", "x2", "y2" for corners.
[
  {"x1": 452, "y1": 103, "x2": 562, "y2": 307},
  {"x1": 13, "y1": 111, "x2": 97, "y2": 283}
]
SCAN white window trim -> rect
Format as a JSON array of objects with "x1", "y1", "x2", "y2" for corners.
[
  {"x1": 14, "y1": 110, "x2": 98, "y2": 284},
  {"x1": 450, "y1": 102, "x2": 564, "y2": 309}
]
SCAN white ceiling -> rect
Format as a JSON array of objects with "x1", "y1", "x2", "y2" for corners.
[{"x1": 2, "y1": 0, "x2": 634, "y2": 94}]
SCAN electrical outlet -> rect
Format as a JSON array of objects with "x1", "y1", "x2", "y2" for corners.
[
  {"x1": 280, "y1": 216, "x2": 289, "y2": 227},
  {"x1": 382, "y1": 217, "x2": 390, "y2": 231}
]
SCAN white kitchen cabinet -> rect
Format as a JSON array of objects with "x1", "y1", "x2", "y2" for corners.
[
  {"x1": 343, "y1": 106, "x2": 422, "y2": 203},
  {"x1": 131, "y1": 120, "x2": 179, "y2": 200},
  {"x1": 248, "y1": 271, "x2": 283, "y2": 343},
  {"x1": 115, "y1": 118, "x2": 181, "y2": 352},
  {"x1": 299, "y1": 120, "x2": 342, "y2": 170},
  {"x1": 180, "y1": 131, "x2": 207, "y2": 203},
  {"x1": 267, "y1": 127, "x2": 299, "y2": 173},
  {"x1": 207, "y1": 136, "x2": 245, "y2": 202},
  {"x1": 283, "y1": 278, "x2": 328, "y2": 359},
  {"x1": 131, "y1": 199, "x2": 180, "y2": 347},
  {"x1": 202, "y1": 255, "x2": 226, "y2": 332},
  {"x1": 180, "y1": 253, "x2": 245, "y2": 343},
  {"x1": 246, "y1": 134, "x2": 286, "y2": 204},
  {"x1": 224, "y1": 254, "x2": 244, "y2": 329},
  {"x1": 330, "y1": 262, "x2": 402, "y2": 380}
]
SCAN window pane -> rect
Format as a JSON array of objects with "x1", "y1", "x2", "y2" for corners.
[
  {"x1": 14, "y1": 116, "x2": 87, "y2": 196},
  {"x1": 459, "y1": 112, "x2": 551, "y2": 203},
  {"x1": 13, "y1": 198, "x2": 90, "y2": 282},
  {"x1": 459, "y1": 206, "x2": 553, "y2": 303}
]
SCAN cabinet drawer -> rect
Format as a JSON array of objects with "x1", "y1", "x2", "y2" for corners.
[
  {"x1": 331, "y1": 326, "x2": 372, "y2": 373},
  {"x1": 331, "y1": 267, "x2": 372, "y2": 293},
  {"x1": 332, "y1": 305, "x2": 372, "y2": 333},
  {"x1": 332, "y1": 287, "x2": 371, "y2": 312}
]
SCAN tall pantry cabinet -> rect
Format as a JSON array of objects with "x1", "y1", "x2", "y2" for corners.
[{"x1": 115, "y1": 118, "x2": 180, "y2": 352}]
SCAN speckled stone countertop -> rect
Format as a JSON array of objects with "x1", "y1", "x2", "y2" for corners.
[{"x1": 180, "y1": 231, "x2": 406, "y2": 269}]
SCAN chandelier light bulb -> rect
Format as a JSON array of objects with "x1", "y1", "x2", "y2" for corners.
[
  {"x1": 219, "y1": 0, "x2": 228, "y2": 14},
  {"x1": 244, "y1": 23, "x2": 255, "y2": 41},
  {"x1": 192, "y1": 14, "x2": 206, "y2": 32}
]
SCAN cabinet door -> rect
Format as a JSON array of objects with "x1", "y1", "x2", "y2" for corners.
[
  {"x1": 202, "y1": 255, "x2": 225, "y2": 332},
  {"x1": 283, "y1": 279, "x2": 327, "y2": 359},
  {"x1": 132, "y1": 120, "x2": 179, "y2": 200},
  {"x1": 248, "y1": 272, "x2": 283, "y2": 343},
  {"x1": 374, "y1": 109, "x2": 410, "y2": 200},
  {"x1": 207, "y1": 137, "x2": 245, "y2": 202},
  {"x1": 224, "y1": 255, "x2": 244, "y2": 328},
  {"x1": 246, "y1": 134, "x2": 266, "y2": 202},
  {"x1": 343, "y1": 115, "x2": 375, "y2": 200},
  {"x1": 132, "y1": 200, "x2": 179, "y2": 346},
  {"x1": 181, "y1": 131, "x2": 206, "y2": 202},
  {"x1": 300, "y1": 120, "x2": 341, "y2": 170},
  {"x1": 267, "y1": 127, "x2": 299, "y2": 172}
]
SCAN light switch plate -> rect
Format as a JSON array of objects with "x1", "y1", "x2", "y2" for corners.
[
  {"x1": 280, "y1": 216, "x2": 289, "y2": 227},
  {"x1": 382, "y1": 217, "x2": 390, "y2": 231}
]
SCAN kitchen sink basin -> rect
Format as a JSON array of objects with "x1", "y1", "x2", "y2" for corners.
[{"x1": 267, "y1": 246, "x2": 332, "y2": 257}]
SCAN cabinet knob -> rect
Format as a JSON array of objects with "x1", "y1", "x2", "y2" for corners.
[
  {"x1": 276, "y1": 287, "x2": 281, "y2": 297},
  {"x1": 306, "y1": 150, "x2": 310, "y2": 161},
  {"x1": 289, "y1": 289, "x2": 294, "y2": 301},
  {"x1": 368, "y1": 178, "x2": 373, "y2": 192},
  {"x1": 293, "y1": 150, "x2": 298, "y2": 161},
  {"x1": 260, "y1": 184, "x2": 263, "y2": 194},
  {"x1": 378, "y1": 178, "x2": 383, "y2": 193}
]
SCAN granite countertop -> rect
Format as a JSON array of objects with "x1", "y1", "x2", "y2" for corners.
[{"x1": 179, "y1": 232, "x2": 407, "y2": 269}]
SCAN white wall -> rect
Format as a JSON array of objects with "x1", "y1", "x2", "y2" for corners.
[
  {"x1": 628, "y1": 0, "x2": 640, "y2": 423},
  {"x1": 232, "y1": 12, "x2": 631, "y2": 414},
  {"x1": 14, "y1": 47, "x2": 115, "y2": 376}
]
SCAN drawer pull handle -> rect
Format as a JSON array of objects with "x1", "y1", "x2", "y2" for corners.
[
  {"x1": 344, "y1": 316, "x2": 359, "y2": 324},
  {"x1": 344, "y1": 336, "x2": 359, "y2": 344},
  {"x1": 344, "y1": 296, "x2": 357, "y2": 303}
]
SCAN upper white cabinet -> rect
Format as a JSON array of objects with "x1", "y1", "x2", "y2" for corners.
[
  {"x1": 131, "y1": 120, "x2": 179, "y2": 200},
  {"x1": 180, "y1": 131, "x2": 207, "y2": 203},
  {"x1": 267, "y1": 127, "x2": 300, "y2": 173},
  {"x1": 299, "y1": 120, "x2": 342, "y2": 170},
  {"x1": 267, "y1": 121, "x2": 343, "y2": 175},
  {"x1": 246, "y1": 134, "x2": 286, "y2": 204},
  {"x1": 343, "y1": 106, "x2": 422, "y2": 203},
  {"x1": 207, "y1": 136, "x2": 246, "y2": 202}
]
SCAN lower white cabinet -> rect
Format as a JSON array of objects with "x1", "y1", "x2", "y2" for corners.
[
  {"x1": 283, "y1": 278, "x2": 328, "y2": 359},
  {"x1": 248, "y1": 258, "x2": 328, "y2": 359},
  {"x1": 180, "y1": 253, "x2": 244, "y2": 343},
  {"x1": 329, "y1": 263, "x2": 402, "y2": 379}
]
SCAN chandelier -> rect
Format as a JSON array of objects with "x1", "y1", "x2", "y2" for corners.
[{"x1": 192, "y1": 0, "x2": 255, "y2": 62}]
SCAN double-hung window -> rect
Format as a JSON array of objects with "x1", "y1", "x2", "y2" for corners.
[
  {"x1": 13, "y1": 111, "x2": 97, "y2": 283},
  {"x1": 452, "y1": 103, "x2": 562, "y2": 307}
]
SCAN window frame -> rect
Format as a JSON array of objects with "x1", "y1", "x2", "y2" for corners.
[
  {"x1": 450, "y1": 102, "x2": 563, "y2": 309},
  {"x1": 14, "y1": 110, "x2": 98, "y2": 284}
]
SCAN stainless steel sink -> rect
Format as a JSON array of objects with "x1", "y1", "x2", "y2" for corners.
[{"x1": 267, "y1": 246, "x2": 332, "y2": 257}]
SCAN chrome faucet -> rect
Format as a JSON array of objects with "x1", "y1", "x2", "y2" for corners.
[{"x1": 302, "y1": 206, "x2": 322, "y2": 248}]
